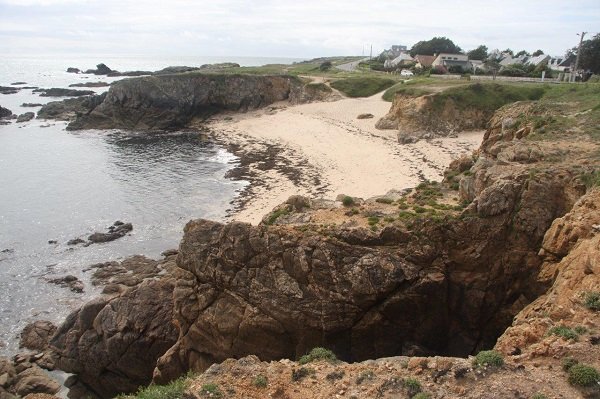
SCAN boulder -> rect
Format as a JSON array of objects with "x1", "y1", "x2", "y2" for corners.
[
  {"x1": 84, "y1": 63, "x2": 113, "y2": 75},
  {"x1": 87, "y1": 222, "x2": 132, "y2": 243},
  {"x1": 48, "y1": 275, "x2": 84, "y2": 293},
  {"x1": 357, "y1": 113, "x2": 374, "y2": 119},
  {"x1": 13, "y1": 367, "x2": 60, "y2": 397},
  {"x1": 66, "y1": 67, "x2": 81, "y2": 74},
  {"x1": 16, "y1": 113, "x2": 35, "y2": 123},
  {"x1": 0, "y1": 87, "x2": 19, "y2": 95},
  {"x1": 0, "y1": 106, "x2": 12, "y2": 119},
  {"x1": 19, "y1": 321, "x2": 57, "y2": 351},
  {"x1": 21, "y1": 103, "x2": 43, "y2": 108}
]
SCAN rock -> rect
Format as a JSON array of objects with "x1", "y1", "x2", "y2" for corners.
[
  {"x1": 161, "y1": 249, "x2": 178, "y2": 257},
  {"x1": 66, "y1": 67, "x2": 81, "y2": 74},
  {"x1": 37, "y1": 94, "x2": 105, "y2": 121},
  {"x1": 21, "y1": 103, "x2": 43, "y2": 108},
  {"x1": 374, "y1": 117, "x2": 398, "y2": 130},
  {"x1": 13, "y1": 366, "x2": 60, "y2": 396},
  {"x1": 65, "y1": 74, "x2": 329, "y2": 130},
  {"x1": 447, "y1": 155, "x2": 474, "y2": 174},
  {"x1": 0, "y1": 106, "x2": 13, "y2": 119},
  {"x1": 19, "y1": 321, "x2": 57, "y2": 351},
  {"x1": 33, "y1": 88, "x2": 95, "y2": 97},
  {"x1": 83, "y1": 255, "x2": 163, "y2": 287},
  {"x1": 357, "y1": 113, "x2": 374, "y2": 119},
  {"x1": 153, "y1": 66, "x2": 200, "y2": 75},
  {"x1": 48, "y1": 275, "x2": 84, "y2": 293},
  {"x1": 107, "y1": 70, "x2": 152, "y2": 77},
  {"x1": 87, "y1": 222, "x2": 132, "y2": 243},
  {"x1": 47, "y1": 240, "x2": 57, "y2": 244},
  {"x1": 66, "y1": 238, "x2": 85, "y2": 246},
  {"x1": 10, "y1": 82, "x2": 27, "y2": 85},
  {"x1": 84, "y1": 63, "x2": 113, "y2": 75},
  {"x1": 0, "y1": 87, "x2": 19, "y2": 95},
  {"x1": 68, "y1": 82, "x2": 109, "y2": 88},
  {"x1": 16, "y1": 113, "x2": 35, "y2": 123},
  {"x1": 50, "y1": 272, "x2": 178, "y2": 398}
]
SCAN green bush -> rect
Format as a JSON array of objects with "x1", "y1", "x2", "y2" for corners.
[
  {"x1": 119, "y1": 375, "x2": 190, "y2": 399},
  {"x1": 548, "y1": 326, "x2": 579, "y2": 340},
  {"x1": 298, "y1": 347, "x2": 337, "y2": 365},
  {"x1": 265, "y1": 208, "x2": 289, "y2": 225},
  {"x1": 342, "y1": 196, "x2": 355, "y2": 207},
  {"x1": 568, "y1": 364, "x2": 600, "y2": 387},
  {"x1": 356, "y1": 370, "x2": 375, "y2": 385},
  {"x1": 584, "y1": 291, "x2": 600, "y2": 310},
  {"x1": 331, "y1": 77, "x2": 396, "y2": 98},
  {"x1": 253, "y1": 374, "x2": 268, "y2": 388},
  {"x1": 562, "y1": 357, "x2": 579, "y2": 371},
  {"x1": 403, "y1": 378, "x2": 422, "y2": 396},
  {"x1": 200, "y1": 383, "x2": 222, "y2": 398},
  {"x1": 375, "y1": 197, "x2": 394, "y2": 204},
  {"x1": 320, "y1": 61, "x2": 333, "y2": 71},
  {"x1": 291, "y1": 367, "x2": 314, "y2": 381},
  {"x1": 367, "y1": 216, "x2": 380, "y2": 226},
  {"x1": 473, "y1": 350, "x2": 504, "y2": 368}
]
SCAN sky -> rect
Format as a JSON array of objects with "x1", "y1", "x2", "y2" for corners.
[{"x1": 0, "y1": 0, "x2": 599, "y2": 58}]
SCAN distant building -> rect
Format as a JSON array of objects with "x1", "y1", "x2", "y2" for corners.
[
  {"x1": 381, "y1": 45, "x2": 409, "y2": 60},
  {"x1": 384, "y1": 53, "x2": 414, "y2": 69},
  {"x1": 414, "y1": 55, "x2": 436, "y2": 69},
  {"x1": 432, "y1": 53, "x2": 470, "y2": 70},
  {"x1": 525, "y1": 54, "x2": 551, "y2": 67}
]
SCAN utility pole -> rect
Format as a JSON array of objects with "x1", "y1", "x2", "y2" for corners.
[
  {"x1": 370, "y1": 44, "x2": 373, "y2": 60},
  {"x1": 572, "y1": 31, "x2": 587, "y2": 82}
]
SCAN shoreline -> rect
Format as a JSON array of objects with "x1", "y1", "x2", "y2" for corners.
[{"x1": 208, "y1": 94, "x2": 484, "y2": 225}]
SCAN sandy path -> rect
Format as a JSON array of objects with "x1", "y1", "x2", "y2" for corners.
[{"x1": 209, "y1": 92, "x2": 483, "y2": 225}]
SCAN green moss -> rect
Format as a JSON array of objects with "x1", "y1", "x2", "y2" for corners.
[
  {"x1": 568, "y1": 364, "x2": 600, "y2": 387},
  {"x1": 331, "y1": 77, "x2": 396, "y2": 98},
  {"x1": 584, "y1": 291, "x2": 600, "y2": 310},
  {"x1": 298, "y1": 347, "x2": 337, "y2": 365},
  {"x1": 473, "y1": 350, "x2": 504, "y2": 368}
]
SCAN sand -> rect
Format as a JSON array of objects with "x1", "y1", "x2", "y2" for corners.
[{"x1": 209, "y1": 92, "x2": 483, "y2": 225}]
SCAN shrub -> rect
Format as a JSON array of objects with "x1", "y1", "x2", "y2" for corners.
[
  {"x1": 121, "y1": 375, "x2": 190, "y2": 399},
  {"x1": 548, "y1": 326, "x2": 579, "y2": 341},
  {"x1": 330, "y1": 77, "x2": 396, "y2": 98},
  {"x1": 326, "y1": 370, "x2": 345, "y2": 381},
  {"x1": 265, "y1": 208, "x2": 289, "y2": 225},
  {"x1": 291, "y1": 367, "x2": 314, "y2": 381},
  {"x1": 562, "y1": 357, "x2": 579, "y2": 371},
  {"x1": 367, "y1": 216, "x2": 380, "y2": 226},
  {"x1": 376, "y1": 197, "x2": 394, "y2": 204},
  {"x1": 568, "y1": 364, "x2": 600, "y2": 387},
  {"x1": 403, "y1": 378, "x2": 422, "y2": 396},
  {"x1": 413, "y1": 393, "x2": 431, "y2": 399},
  {"x1": 473, "y1": 350, "x2": 504, "y2": 368},
  {"x1": 356, "y1": 370, "x2": 375, "y2": 385},
  {"x1": 342, "y1": 196, "x2": 355, "y2": 206},
  {"x1": 320, "y1": 61, "x2": 333, "y2": 71},
  {"x1": 298, "y1": 347, "x2": 337, "y2": 365},
  {"x1": 253, "y1": 374, "x2": 268, "y2": 388},
  {"x1": 200, "y1": 383, "x2": 222, "y2": 398},
  {"x1": 584, "y1": 291, "x2": 600, "y2": 310},
  {"x1": 574, "y1": 326, "x2": 588, "y2": 335}
]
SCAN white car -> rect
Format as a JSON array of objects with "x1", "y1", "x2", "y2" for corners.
[{"x1": 400, "y1": 69, "x2": 414, "y2": 76}]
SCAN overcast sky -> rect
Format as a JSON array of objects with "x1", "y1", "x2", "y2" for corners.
[{"x1": 0, "y1": 0, "x2": 598, "y2": 58}]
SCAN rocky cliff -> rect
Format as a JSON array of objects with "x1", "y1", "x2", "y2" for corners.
[{"x1": 37, "y1": 73, "x2": 330, "y2": 131}]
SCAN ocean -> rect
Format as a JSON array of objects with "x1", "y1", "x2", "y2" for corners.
[{"x1": 0, "y1": 54, "x2": 304, "y2": 355}]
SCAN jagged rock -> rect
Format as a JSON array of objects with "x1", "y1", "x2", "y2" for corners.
[
  {"x1": 66, "y1": 68, "x2": 81, "y2": 74},
  {"x1": 0, "y1": 106, "x2": 13, "y2": 119},
  {"x1": 16, "y1": 113, "x2": 35, "y2": 123},
  {"x1": 447, "y1": 155, "x2": 474, "y2": 174},
  {"x1": 50, "y1": 268, "x2": 178, "y2": 398},
  {"x1": 0, "y1": 87, "x2": 19, "y2": 95},
  {"x1": 21, "y1": 103, "x2": 42, "y2": 108},
  {"x1": 84, "y1": 64, "x2": 112, "y2": 75},
  {"x1": 65, "y1": 74, "x2": 330, "y2": 130},
  {"x1": 83, "y1": 255, "x2": 162, "y2": 288},
  {"x1": 68, "y1": 82, "x2": 109, "y2": 88},
  {"x1": 357, "y1": 113, "x2": 374, "y2": 119},
  {"x1": 33, "y1": 88, "x2": 95, "y2": 97},
  {"x1": 87, "y1": 222, "x2": 132, "y2": 243},
  {"x1": 37, "y1": 94, "x2": 106, "y2": 121},
  {"x1": 48, "y1": 275, "x2": 84, "y2": 293},
  {"x1": 20, "y1": 321, "x2": 57, "y2": 351}
]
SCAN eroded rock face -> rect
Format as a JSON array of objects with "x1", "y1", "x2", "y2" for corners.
[
  {"x1": 64, "y1": 74, "x2": 329, "y2": 130},
  {"x1": 20, "y1": 321, "x2": 57, "y2": 351},
  {"x1": 49, "y1": 256, "x2": 179, "y2": 398}
]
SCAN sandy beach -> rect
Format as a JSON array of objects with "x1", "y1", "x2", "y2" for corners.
[{"x1": 209, "y1": 91, "x2": 484, "y2": 225}]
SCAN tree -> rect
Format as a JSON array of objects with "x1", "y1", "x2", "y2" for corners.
[
  {"x1": 532, "y1": 49, "x2": 545, "y2": 57},
  {"x1": 502, "y1": 48, "x2": 514, "y2": 56},
  {"x1": 467, "y1": 45, "x2": 488, "y2": 60},
  {"x1": 410, "y1": 37, "x2": 462, "y2": 57},
  {"x1": 484, "y1": 57, "x2": 501, "y2": 79},
  {"x1": 576, "y1": 33, "x2": 600, "y2": 74},
  {"x1": 515, "y1": 50, "x2": 530, "y2": 57}
]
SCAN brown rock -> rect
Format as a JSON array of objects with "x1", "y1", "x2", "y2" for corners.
[{"x1": 19, "y1": 321, "x2": 57, "y2": 351}]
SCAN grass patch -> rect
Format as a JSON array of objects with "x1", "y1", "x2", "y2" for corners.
[
  {"x1": 584, "y1": 291, "x2": 600, "y2": 311},
  {"x1": 548, "y1": 326, "x2": 579, "y2": 341},
  {"x1": 382, "y1": 83, "x2": 433, "y2": 101},
  {"x1": 265, "y1": 208, "x2": 289, "y2": 225},
  {"x1": 119, "y1": 375, "x2": 190, "y2": 399},
  {"x1": 403, "y1": 378, "x2": 422, "y2": 397},
  {"x1": 199, "y1": 383, "x2": 222, "y2": 398},
  {"x1": 473, "y1": 350, "x2": 504, "y2": 368},
  {"x1": 413, "y1": 393, "x2": 431, "y2": 399},
  {"x1": 331, "y1": 77, "x2": 396, "y2": 98},
  {"x1": 432, "y1": 83, "x2": 546, "y2": 114},
  {"x1": 298, "y1": 347, "x2": 337, "y2": 365},
  {"x1": 568, "y1": 364, "x2": 600, "y2": 387},
  {"x1": 367, "y1": 216, "x2": 380, "y2": 226},
  {"x1": 253, "y1": 374, "x2": 268, "y2": 388},
  {"x1": 580, "y1": 171, "x2": 600, "y2": 189},
  {"x1": 375, "y1": 197, "x2": 394, "y2": 204}
]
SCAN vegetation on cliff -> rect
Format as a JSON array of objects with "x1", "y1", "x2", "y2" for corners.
[{"x1": 330, "y1": 76, "x2": 396, "y2": 97}]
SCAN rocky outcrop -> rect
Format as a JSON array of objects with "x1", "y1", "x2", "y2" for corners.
[
  {"x1": 37, "y1": 94, "x2": 106, "y2": 121},
  {"x1": 66, "y1": 67, "x2": 81, "y2": 74},
  {"x1": 63, "y1": 74, "x2": 330, "y2": 130},
  {"x1": 0, "y1": 355, "x2": 60, "y2": 398},
  {"x1": 84, "y1": 63, "x2": 112, "y2": 75},
  {"x1": 16, "y1": 113, "x2": 35, "y2": 123},
  {"x1": 33, "y1": 88, "x2": 95, "y2": 97},
  {"x1": 49, "y1": 256, "x2": 179, "y2": 398},
  {"x1": 19, "y1": 321, "x2": 57, "y2": 352},
  {"x1": 0, "y1": 87, "x2": 19, "y2": 95},
  {"x1": 87, "y1": 221, "x2": 133, "y2": 243},
  {"x1": 68, "y1": 82, "x2": 109, "y2": 88}
]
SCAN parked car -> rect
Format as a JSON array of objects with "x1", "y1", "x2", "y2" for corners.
[{"x1": 400, "y1": 69, "x2": 414, "y2": 76}]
